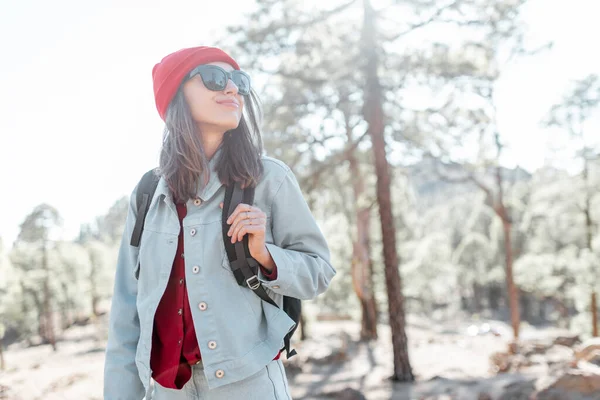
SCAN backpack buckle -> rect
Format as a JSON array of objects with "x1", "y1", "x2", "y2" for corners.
[{"x1": 246, "y1": 275, "x2": 260, "y2": 290}]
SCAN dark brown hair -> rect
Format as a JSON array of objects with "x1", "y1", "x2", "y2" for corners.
[{"x1": 158, "y1": 87, "x2": 265, "y2": 202}]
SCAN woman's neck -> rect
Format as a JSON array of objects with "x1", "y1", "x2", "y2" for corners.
[{"x1": 201, "y1": 134, "x2": 224, "y2": 161}]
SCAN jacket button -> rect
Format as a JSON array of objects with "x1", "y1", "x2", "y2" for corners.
[
  {"x1": 178, "y1": 308, "x2": 182, "y2": 315},
  {"x1": 208, "y1": 340, "x2": 217, "y2": 350},
  {"x1": 190, "y1": 228, "x2": 197, "y2": 236},
  {"x1": 194, "y1": 198, "x2": 203, "y2": 206},
  {"x1": 215, "y1": 369, "x2": 225, "y2": 378},
  {"x1": 199, "y1": 302, "x2": 207, "y2": 311},
  {"x1": 193, "y1": 266, "x2": 200, "y2": 274}
]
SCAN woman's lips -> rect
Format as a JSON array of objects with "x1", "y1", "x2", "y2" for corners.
[{"x1": 216, "y1": 100, "x2": 240, "y2": 108}]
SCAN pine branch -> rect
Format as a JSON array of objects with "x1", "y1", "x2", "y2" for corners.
[
  {"x1": 301, "y1": 130, "x2": 370, "y2": 192},
  {"x1": 243, "y1": 0, "x2": 358, "y2": 41},
  {"x1": 429, "y1": 153, "x2": 493, "y2": 200},
  {"x1": 382, "y1": 0, "x2": 458, "y2": 41}
]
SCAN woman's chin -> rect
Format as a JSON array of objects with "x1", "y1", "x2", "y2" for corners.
[
  {"x1": 219, "y1": 119, "x2": 241, "y2": 132},
  {"x1": 198, "y1": 117, "x2": 241, "y2": 134}
]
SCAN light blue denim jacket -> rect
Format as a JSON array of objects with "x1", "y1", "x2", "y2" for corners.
[{"x1": 103, "y1": 151, "x2": 335, "y2": 399}]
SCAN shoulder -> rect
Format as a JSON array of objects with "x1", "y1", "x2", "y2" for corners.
[
  {"x1": 255, "y1": 155, "x2": 298, "y2": 210},
  {"x1": 260, "y1": 155, "x2": 292, "y2": 185},
  {"x1": 261, "y1": 155, "x2": 291, "y2": 174}
]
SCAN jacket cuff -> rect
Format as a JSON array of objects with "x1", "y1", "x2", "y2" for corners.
[
  {"x1": 257, "y1": 243, "x2": 290, "y2": 291},
  {"x1": 259, "y1": 264, "x2": 278, "y2": 280}
]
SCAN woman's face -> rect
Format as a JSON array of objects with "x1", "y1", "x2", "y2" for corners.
[{"x1": 182, "y1": 61, "x2": 245, "y2": 135}]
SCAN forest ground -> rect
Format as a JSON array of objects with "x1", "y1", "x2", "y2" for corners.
[{"x1": 0, "y1": 314, "x2": 572, "y2": 400}]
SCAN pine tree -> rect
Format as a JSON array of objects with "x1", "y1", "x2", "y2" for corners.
[{"x1": 543, "y1": 74, "x2": 600, "y2": 336}]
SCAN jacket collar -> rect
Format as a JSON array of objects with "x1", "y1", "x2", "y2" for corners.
[{"x1": 152, "y1": 146, "x2": 224, "y2": 210}]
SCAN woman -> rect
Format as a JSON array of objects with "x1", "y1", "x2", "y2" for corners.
[{"x1": 103, "y1": 46, "x2": 335, "y2": 399}]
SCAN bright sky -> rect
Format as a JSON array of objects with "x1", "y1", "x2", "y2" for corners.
[{"x1": 1, "y1": 0, "x2": 599, "y2": 250}]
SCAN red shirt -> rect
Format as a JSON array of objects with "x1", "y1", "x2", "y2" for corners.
[{"x1": 150, "y1": 200, "x2": 279, "y2": 389}]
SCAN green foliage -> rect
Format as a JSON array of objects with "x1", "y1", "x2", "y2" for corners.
[
  {"x1": 17, "y1": 204, "x2": 62, "y2": 244},
  {"x1": 1, "y1": 197, "x2": 125, "y2": 343}
]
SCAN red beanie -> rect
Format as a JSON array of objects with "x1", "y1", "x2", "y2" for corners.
[{"x1": 152, "y1": 46, "x2": 241, "y2": 120}]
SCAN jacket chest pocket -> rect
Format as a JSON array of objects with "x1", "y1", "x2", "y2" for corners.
[
  {"x1": 136, "y1": 228, "x2": 178, "y2": 291},
  {"x1": 220, "y1": 253, "x2": 265, "y2": 320},
  {"x1": 218, "y1": 225, "x2": 278, "y2": 320},
  {"x1": 216, "y1": 241, "x2": 265, "y2": 320}
]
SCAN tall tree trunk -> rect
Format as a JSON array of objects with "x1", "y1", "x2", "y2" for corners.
[
  {"x1": 352, "y1": 209, "x2": 379, "y2": 340},
  {"x1": 538, "y1": 297, "x2": 546, "y2": 321},
  {"x1": 0, "y1": 340, "x2": 4, "y2": 370},
  {"x1": 299, "y1": 311, "x2": 307, "y2": 341},
  {"x1": 583, "y1": 155, "x2": 598, "y2": 336},
  {"x1": 553, "y1": 297, "x2": 570, "y2": 328},
  {"x1": 488, "y1": 284, "x2": 501, "y2": 311},
  {"x1": 473, "y1": 282, "x2": 483, "y2": 312},
  {"x1": 593, "y1": 292, "x2": 598, "y2": 337},
  {"x1": 91, "y1": 290, "x2": 100, "y2": 318},
  {"x1": 19, "y1": 279, "x2": 29, "y2": 321},
  {"x1": 42, "y1": 240, "x2": 57, "y2": 351},
  {"x1": 344, "y1": 106, "x2": 378, "y2": 341},
  {"x1": 362, "y1": 0, "x2": 413, "y2": 381},
  {"x1": 495, "y1": 172, "x2": 520, "y2": 340},
  {"x1": 88, "y1": 249, "x2": 100, "y2": 317},
  {"x1": 492, "y1": 133, "x2": 520, "y2": 341},
  {"x1": 501, "y1": 216, "x2": 520, "y2": 339},
  {"x1": 59, "y1": 281, "x2": 73, "y2": 329}
]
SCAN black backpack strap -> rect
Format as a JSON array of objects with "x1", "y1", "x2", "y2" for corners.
[
  {"x1": 222, "y1": 182, "x2": 256, "y2": 286},
  {"x1": 222, "y1": 183, "x2": 301, "y2": 359},
  {"x1": 222, "y1": 182, "x2": 298, "y2": 358},
  {"x1": 130, "y1": 169, "x2": 160, "y2": 247},
  {"x1": 222, "y1": 183, "x2": 277, "y2": 306}
]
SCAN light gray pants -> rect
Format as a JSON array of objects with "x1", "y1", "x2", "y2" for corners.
[{"x1": 151, "y1": 359, "x2": 293, "y2": 400}]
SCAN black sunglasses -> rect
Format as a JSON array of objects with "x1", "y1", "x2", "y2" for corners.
[{"x1": 186, "y1": 65, "x2": 251, "y2": 96}]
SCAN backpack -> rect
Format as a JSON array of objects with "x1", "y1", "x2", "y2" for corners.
[{"x1": 129, "y1": 169, "x2": 300, "y2": 359}]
